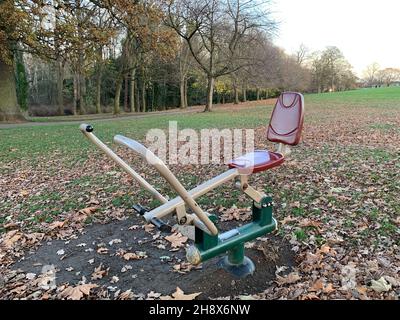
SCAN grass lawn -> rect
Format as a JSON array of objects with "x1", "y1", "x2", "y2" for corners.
[{"x1": 0, "y1": 87, "x2": 399, "y2": 299}]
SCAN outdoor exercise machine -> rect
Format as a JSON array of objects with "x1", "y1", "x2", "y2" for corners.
[{"x1": 79, "y1": 92, "x2": 304, "y2": 277}]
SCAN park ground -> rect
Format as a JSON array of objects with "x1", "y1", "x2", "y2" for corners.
[{"x1": 0, "y1": 87, "x2": 399, "y2": 300}]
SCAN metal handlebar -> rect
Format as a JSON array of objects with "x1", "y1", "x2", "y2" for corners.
[{"x1": 79, "y1": 124, "x2": 168, "y2": 204}]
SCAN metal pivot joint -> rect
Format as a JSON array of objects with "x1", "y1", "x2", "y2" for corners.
[{"x1": 186, "y1": 196, "x2": 277, "y2": 278}]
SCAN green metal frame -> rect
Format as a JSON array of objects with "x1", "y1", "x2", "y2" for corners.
[{"x1": 187, "y1": 196, "x2": 277, "y2": 272}]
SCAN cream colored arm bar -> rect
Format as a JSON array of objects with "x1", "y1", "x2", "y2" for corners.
[
  {"x1": 79, "y1": 124, "x2": 167, "y2": 204},
  {"x1": 114, "y1": 135, "x2": 219, "y2": 236},
  {"x1": 144, "y1": 169, "x2": 239, "y2": 221}
]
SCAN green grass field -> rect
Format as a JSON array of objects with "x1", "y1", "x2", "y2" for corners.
[
  {"x1": 1, "y1": 86, "x2": 399, "y2": 221},
  {"x1": 0, "y1": 104, "x2": 272, "y2": 162},
  {"x1": 0, "y1": 87, "x2": 399, "y2": 299},
  {"x1": 1, "y1": 87, "x2": 400, "y2": 162}
]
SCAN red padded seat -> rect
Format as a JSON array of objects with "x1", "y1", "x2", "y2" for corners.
[
  {"x1": 267, "y1": 92, "x2": 304, "y2": 146},
  {"x1": 228, "y1": 150, "x2": 284, "y2": 173},
  {"x1": 229, "y1": 92, "x2": 304, "y2": 174}
]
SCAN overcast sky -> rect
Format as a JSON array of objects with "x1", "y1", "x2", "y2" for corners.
[{"x1": 272, "y1": 0, "x2": 400, "y2": 76}]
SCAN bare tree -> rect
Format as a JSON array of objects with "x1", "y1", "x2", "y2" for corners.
[
  {"x1": 166, "y1": 0, "x2": 276, "y2": 112},
  {"x1": 363, "y1": 62, "x2": 380, "y2": 87},
  {"x1": 378, "y1": 68, "x2": 400, "y2": 87},
  {"x1": 113, "y1": 34, "x2": 140, "y2": 114},
  {"x1": 295, "y1": 43, "x2": 309, "y2": 65},
  {"x1": 310, "y1": 47, "x2": 356, "y2": 93},
  {"x1": 178, "y1": 40, "x2": 191, "y2": 109},
  {"x1": 246, "y1": 35, "x2": 282, "y2": 96},
  {"x1": 280, "y1": 54, "x2": 311, "y2": 92}
]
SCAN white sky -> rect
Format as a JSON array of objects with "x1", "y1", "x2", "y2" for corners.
[{"x1": 272, "y1": 0, "x2": 400, "y2": 76}]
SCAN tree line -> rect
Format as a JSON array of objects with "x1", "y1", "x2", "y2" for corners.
[
  {"x1": 0, "y1": 0, "x2": 358, "y2": 121},
  {"x1": 362, "y1": 63, "x2": 400, "y2": 87}
]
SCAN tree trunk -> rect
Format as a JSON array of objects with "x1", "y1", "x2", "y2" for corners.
[
  {"x1": 141, "y1": 80, "x2": 146, "y2": 112},
  {"x1": 73, "y1": 75, "x2": 77, "y2": 115},
  {"x1": 234, "y1": 85, "x2": 239, "y2": 104},
  {"x1": 32, "y1": 64, "x2": 38, "y2": 105},
  {"x1": 204, "y1": 76, "x2": 215, "y2": 112},
  {"x1": 242, "y1": 85, "x2": 247, "y2": 102},
  {"x1": 95, "y1": 45, "x2": 103, "y2": 114},
  {"x1": 78, "y1": 56, "x2": 86, "y2": 114},
  {"x1": 160, "y1": 78, "x2": 167, "y2": 111},
  {"x1": 0, "y1": 60, "x2": 24, "y2": 122},
  {"x1": 256, "y1": 87, "x2": 260, "y2": 100},
  {"x1": 95, "y1": 67, "x2": 102, "y2": 114},
  {"x1": 76, "y1": 0, "x2": 85, "y2": 114},
  {"x1": 56, "y1": 60, "x2": 64, "y2": 115},
  {"x1": 135, "y1": 79, "x2": 140, "y2": 112},
  {"x1": 73, "y1": 69, "x2": 85, "y2": 115},
  {"x1": 179, "y1": 41, "x2": 190, "y2": 109},
  {"x1": 80, "y1": 74, "x2": 86, "y2": 114},
  {"x1": 129, "y1": 70, "x2": 135, "y2": 112},
  {"x1": 73, "y1": 73, "x2": 80, "y2": 115},
  {"x1": 179, "y1": 76, "x2": 187, "y2": 109},
  {"x1": 124, "y1": 74, "x2": 128, "y2": 111},
  {"x1": 55, "y1": 5, "x2": 64, "y2": 116},
  {"x1": 184, "y1": 78, "x2": 188, "y2": 108},
  {"x1": 114, "y1": 77, "x2": 122, "y2": 114},
  {"x1": 151, "y1": 84, "x2": 155, "y2": 111}
]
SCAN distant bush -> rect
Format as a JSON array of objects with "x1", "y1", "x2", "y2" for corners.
[
  {"x1": 63, "y1": 108, "x2": 74, "y2": 116},
  {"x1": 29, "y1": 104, "x2": 74, "y2": 117},
  {"x1": 267, "y1": 88, "x2": 282, "y2": 98},
  {"x1": 28, "y1": 104, "x2": 58, "y2": 117}
]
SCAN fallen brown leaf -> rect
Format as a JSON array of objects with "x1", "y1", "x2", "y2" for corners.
[
  {"x1": 91, "y1": 264, "x2": 109, "y2": 280},
  {"x1": 323, "y1": 283, "x2": 336, "y2": 294},
  {"x1": 1, "y1": 230, "x2": 23, "y2": 249},
  {"x1": 48, "y1": 220, "x2": 66, "y2": 230},
  {"x1": 123, "y1": 251, "x2": 148, "y2": 261},
  {"x1": 160, "y1": 287, "x2": 201, "y2": 300},
  {"x1": 301, "y1": 293, "x2": 320, "y2": 300},
  {"x1": 276, "y1": 272, "x2": 302, "y2": 286},
  {"x1": 79, "y1": 206, "x2": 98, "y2": 215},
  {"x1": 319, "y1": 244, "x2": 331, "y2": 254},
  {"x1": 220, "y1": 206, "x2": 251, "y2": 222},
  {"x1": 291, "y1": 201, "x2": 301, "y2": 208},
  {"x1": 147, "y1": 291, "x2": 162, "y2": 299},
  {"x1": 3, "y1": 222, "x2": 19, "y2": 230},
  {"x1": 281, "y1": 216, "x2": 297, "y2": 225},
  {"x1": 144, "y1": 224, "x2": 155, "y2": 233},
  {"x1": 356, "y1": 286, "x2": 368, "y2": 295},
  {"x1": 61, "y1": 283, "x2": 98, "y2": 300},
  {"x1": 118, "y1": 290, "x2": 134, "y2": 300},
  {"x1": 309, "y1": 279, "x2": 324, "y2": 292},
  {"x1": 20, "y1": 190, "x2": 29, "y2": 196},
  {"x1": 97, "y1": 247, "x2": 108, "y2": 254},
  {"x1": 165, "y1": 233, "x2": 188, "y2": 248},
  {"x1": 299, "y1": 219, "x2": 323, "y2": 232}
]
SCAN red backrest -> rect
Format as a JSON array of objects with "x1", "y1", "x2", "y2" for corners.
[{"x1": 267, "y1": 92, "x2": 305, "y2": 146}]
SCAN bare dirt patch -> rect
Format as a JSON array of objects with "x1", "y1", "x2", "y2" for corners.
[{"x1": 9, "y1": 214, "x2": 295, "y2": 300}]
